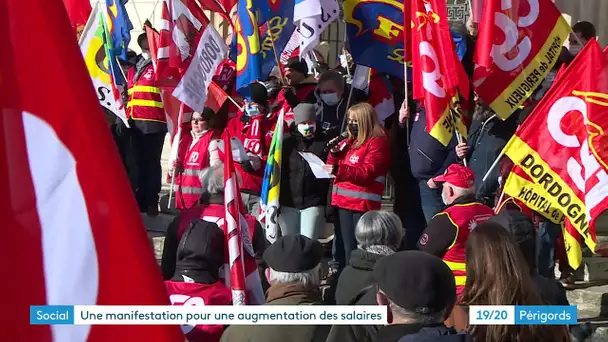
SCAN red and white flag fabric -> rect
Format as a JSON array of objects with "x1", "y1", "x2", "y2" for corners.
[
  {"x1": 223, "y1": 134, "x2": 265, "y2": 305},
  {"x1": 0, "y1": 0, "x2": 183, "y2": 340},
  {"x1": 473, "y1": 0, "x2": 570, "y2": 119},
  {"x1": 156, "y1": 0, "x2": 228, "y2": 113},
  {"x1": 410, "y1": 0, "x2": 469, "y2": 146}
]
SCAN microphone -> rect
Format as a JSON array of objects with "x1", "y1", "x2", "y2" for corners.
[{"x1": 324, "y1": 131, "x2": 349, "y2": 152}]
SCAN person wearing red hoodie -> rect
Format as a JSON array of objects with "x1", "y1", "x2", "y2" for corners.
[
  {"x1": 164, "y1": 218, "x2": 231, "y2": 342},
  {"x1": 324, "y1": 102, "x2": 391, "y2": 276},
  {"x1": 224, "y1": 82, "x2": 285, "y2": 216}
]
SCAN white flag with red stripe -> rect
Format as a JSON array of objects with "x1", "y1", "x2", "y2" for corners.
[
  {"x1": 223, "y1": 134, "x2": 265, "y2": 305},
  {"x1": 1, "y1": 0, "x2": 183, "y2": 340}
]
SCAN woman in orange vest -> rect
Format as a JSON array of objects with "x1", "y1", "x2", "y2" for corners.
[
  {"x1": 324, "y1": 102, "x2": 390, "y2": 274},
  {"x1": 173, "y1": 108, "x2": 222, "y2": 210}
]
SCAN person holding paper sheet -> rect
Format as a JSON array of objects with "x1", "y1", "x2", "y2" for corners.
[
  {"x1": 324, "y1": 103, "x2": 390, "y2": 277},
  {"x1": 278, "y1": 104, "x2": 331, "y2": 240}
]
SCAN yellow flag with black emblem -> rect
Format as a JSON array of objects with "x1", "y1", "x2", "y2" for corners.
[{"x1": 79, "y1": 3, "x2": 128, "y2": 126}]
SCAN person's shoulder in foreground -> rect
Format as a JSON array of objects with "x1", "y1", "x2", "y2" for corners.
[{"x1": 371, "y1": 250, "x2": 471, "y2": 342}]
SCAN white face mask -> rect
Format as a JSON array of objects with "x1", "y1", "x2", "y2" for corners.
[
  {"x1": 297, "y1": 123, "x2": 316, "y2": 138},
  {"x1": 441, "y1": 191, "x2": 450, "y2": 206},
  {"x1": 320, "y1": 93, "x2": 340, "y2": 106},
  {"x1": 141, "y1": 51, "x2": 150, "y2": 60}
]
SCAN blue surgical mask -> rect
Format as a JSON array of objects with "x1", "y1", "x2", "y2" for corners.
[
  {"x1": 320, "y1": 93, "x2": 340, "y2": 106},
  {"x1": 245, "y1": 104, "x2": 261, "y2": 117}
]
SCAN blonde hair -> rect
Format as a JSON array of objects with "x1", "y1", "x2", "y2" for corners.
[{"x1": 347, "y1": 102, "x2": 385, "y2": 148}]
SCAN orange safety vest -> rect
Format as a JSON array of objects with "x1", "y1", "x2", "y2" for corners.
[
  {"x1": 438, "y1": 202, "x2": 494, "y2": 296},
  {"x1": 127, "y1": 63, "x2": 166, "y2": 123}
]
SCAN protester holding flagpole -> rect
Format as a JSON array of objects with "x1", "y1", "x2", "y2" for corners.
[{"x1": 324, "y1": 103, "x2": 390, "y2": 278}]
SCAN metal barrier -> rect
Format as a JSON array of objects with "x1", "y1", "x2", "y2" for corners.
[{"x1": 382, "y1": 174, "x2": 395, "y2": 201}]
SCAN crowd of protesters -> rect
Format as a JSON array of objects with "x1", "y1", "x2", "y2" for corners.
[{"x1": 104, "y1": 18, "x2": 606, "y2": 342}]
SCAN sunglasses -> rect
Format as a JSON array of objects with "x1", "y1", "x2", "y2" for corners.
[{"x1": 192, "y1": 118, "x2": 205, "y2": 123}]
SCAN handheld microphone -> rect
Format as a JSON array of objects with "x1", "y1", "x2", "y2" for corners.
[{"x1": 324, "y1": 131, "x2": 349, "y2": 152}]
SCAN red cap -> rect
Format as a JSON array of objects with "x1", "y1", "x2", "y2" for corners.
[{"x1": 432, "y1": 164, "x2": 475, "y2": 188}]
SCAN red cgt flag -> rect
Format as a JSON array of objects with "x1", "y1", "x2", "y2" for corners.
[
  {"x1": 500, "y1": 39, "x2": 608, "y2": 256},
  {"x1": 410, "y1": 0, "x2": 469, "y2": 146},
  {"x1": 205, "y1": 82, "x2": 229, "y2": 113},
  {"x1": 0, "y1": 0, "x2": 183, "y2": 340},
  {"x1": 474, "y1": 0, "x2": 571, "y2": 119}
]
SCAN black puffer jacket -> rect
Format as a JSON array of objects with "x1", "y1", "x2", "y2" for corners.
[
  {"x1": 335, "y1": 249, "x2": 385, "y2": 305},
  {"x1": 279, "y1": 128, "x2": 330, "y2": 209}
]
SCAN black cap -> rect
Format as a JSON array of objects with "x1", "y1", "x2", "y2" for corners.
[
  {"x1": 373, "y1": 251, "x2": 456, "y2": 314},
  {"x1": 248, "y1": 82, "x2": 269, "y2": 106},
  {"x1": 264, "y1": 235, "x2": 323, "y2": 272},
  {"x1": 286, "y1": 57, "x2": 308, "y2": 76}
]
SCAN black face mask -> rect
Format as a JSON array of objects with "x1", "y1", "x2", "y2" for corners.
[{"x1": 349, "y1": 123, "x2": 359, "y2": 137}]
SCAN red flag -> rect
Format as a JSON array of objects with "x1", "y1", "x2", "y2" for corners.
[
  {"x1": 410, "y1": 0, "x2": 468, "y2": 146},
  {"x1": 501, "y1": 39, "x2": 608, "y2": 255},
  {"x1": 0, "y1": 0, "x2": 183, "y2": 340},
  {"x1": 197, "y1": 0, "x2": 237, "y2": 26},
  {"x1": 205, "y1": 82, "x2": 229, "y2": 113},
  {"x1": 62, "y1": 0, "x2": 91, "y2": 38},
  {"x1": 471, "y1": 0, "x2": 485, "y2": 23},
  {"x1": 223, "y1": 134, "x2": 265, "y2": 305},
  {"x1": 474, "y1": 0, "x2": 571, "y2": 119}
]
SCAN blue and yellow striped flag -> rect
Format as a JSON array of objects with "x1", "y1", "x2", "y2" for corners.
[{"x1": 259, "y1": 109, "x2": 285, "y2": 243}]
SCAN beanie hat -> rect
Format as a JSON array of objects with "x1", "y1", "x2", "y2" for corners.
[
  {"x1": 286, "y1": 57, "x2": 308, "y2": 76},
  {"x1": 293, "y1": 103, "x2": 317, "y2": 125},
  {"x1": 248, "y1": 82, "x2": 269, "y2": 106}
]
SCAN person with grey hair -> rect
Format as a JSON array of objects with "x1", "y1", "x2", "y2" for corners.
[
  {"x1": 315, "y1": 70, "x2": 367, "y2": 140},
  {"x1": 334, "y1": 210, "x2": 403, "y2": 306},
  {"x1": 161, "y1": 163, "x2": 269, "y2": 294},
  {"x1": 221, "y1": 235, "x2": 330, "y2": 342}
]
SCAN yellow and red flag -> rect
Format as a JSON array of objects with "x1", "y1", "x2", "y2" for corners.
[
  {"x1": 410, "y1": 0, "x2": 469, "y2": 146},
  {"x1": 474, "y1": 0, "x2": 570, "y2": 119},
  {"x1": 501, "y1": 39, "x2": 608, "y2": 255},
  {"x1": 563, "y1": 221, "x2": 583, "y2": 269}
]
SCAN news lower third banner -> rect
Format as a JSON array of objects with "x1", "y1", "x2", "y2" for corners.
[
  {"x1": 469, "y1": 305, "x2": 578, "y2": 325},
  {"x1": 30, "y1": 305, "x2": 387, "y2": 325}
]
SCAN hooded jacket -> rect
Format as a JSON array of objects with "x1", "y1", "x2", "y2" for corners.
[{"x1": 315, "y1": 84, "x2": 368, "y2": 140}]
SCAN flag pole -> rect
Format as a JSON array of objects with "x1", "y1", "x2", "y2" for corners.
[
  {"x1": 403, "y1": 63, "x2": 410, "y2": 143},
  {"x1": 167, "y1": 103, "x2": 185, "y2": 209},
  {"x1": 266, "y1": 22, "x2": 287, "y2": 85}
]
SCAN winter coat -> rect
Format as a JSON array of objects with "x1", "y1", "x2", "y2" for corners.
[
  {"x1": 220, "y1": 284, "x2": 330, "y2": 342},
  {"x1": 335, "y1": 249, "x2": 384, "y2": 305},
  {"x1": 408, "y1": 105, "x2": 458, "y2": 180},
  {"x1": 465, "y1": 112, "x2": 518, "y2": 201},
  {"x1": 279, "y1": 129, "x2": 330, "y2": 209},
  {"x1": 372, "y1": 324, "x2": 472, "y2": 342}
]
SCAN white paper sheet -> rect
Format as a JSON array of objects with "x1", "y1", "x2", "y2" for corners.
[{"x1": 298, "y1": 152, "x2": 335, "y2": 179}]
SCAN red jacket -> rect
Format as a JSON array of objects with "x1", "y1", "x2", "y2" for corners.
[
  {"x1": 165, "y1": 281, "x2": 231, "y2": 342},
  {"x1": 328, "y1": 136, "x2": 391, "y2": 212},
  {"x1": 127, "y1": 63, "x2": 166, "y2": 123},
  {"x1": 175, "y1": 130, "x2": 219, "y2": 209}
]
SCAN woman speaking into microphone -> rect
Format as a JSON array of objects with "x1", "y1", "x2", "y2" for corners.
[{"x1": 324, "y1": 102, "x2": 391, "y2": 274}]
